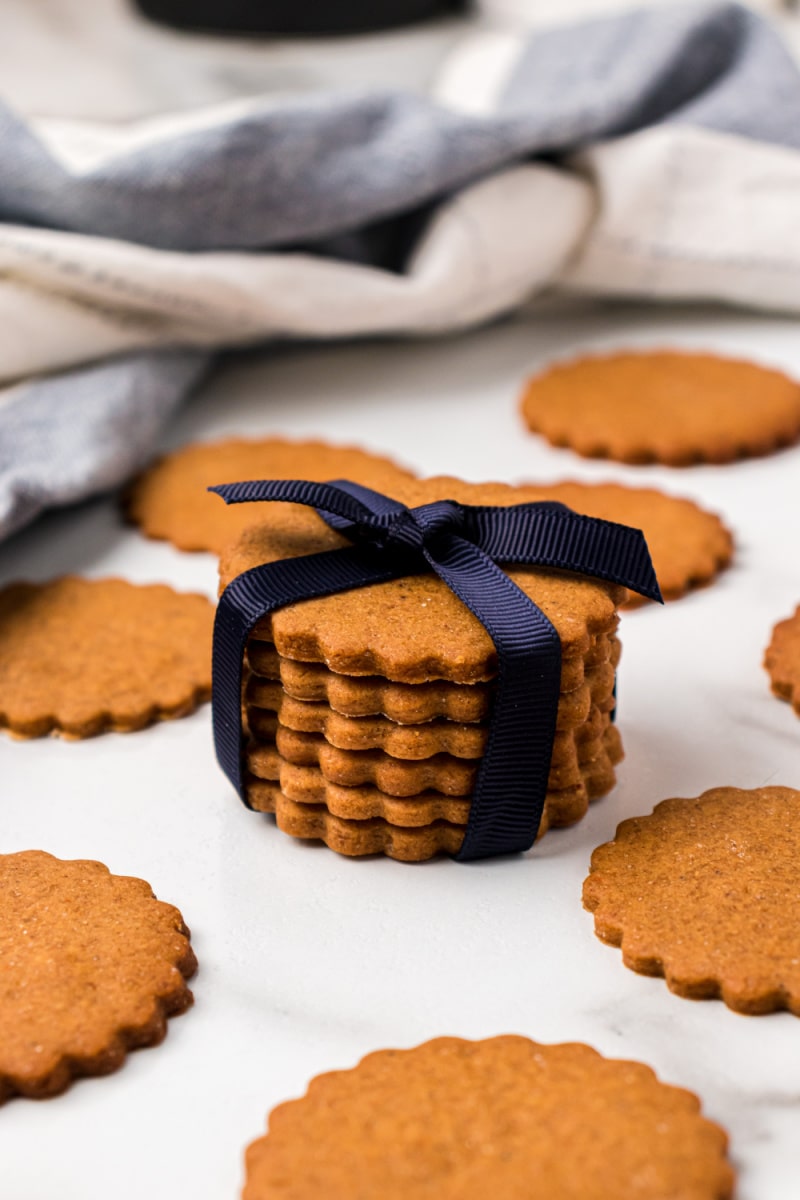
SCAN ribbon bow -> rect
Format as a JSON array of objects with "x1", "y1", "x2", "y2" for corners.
[{"x1": 211, "y1": 479, "x2": 661, "y2": 861}]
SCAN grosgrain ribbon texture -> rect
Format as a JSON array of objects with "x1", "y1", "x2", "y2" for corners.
[{"x1": 210, "y1": 479, "x2": 661, "y2": 861}]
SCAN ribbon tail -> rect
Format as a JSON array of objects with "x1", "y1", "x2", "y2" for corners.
[
  {"x1": 466, "y1": 505, "x2": 662, "y2": 604},
  {"x1": 424, "y1": 535, "x2": 562, "y2": 862},
  {"x1": 319, "y1": 478, "x2": 411, "y2": 530},
  {"x1": 213, "y1": 547, "x2": 405, "y2": 802}
]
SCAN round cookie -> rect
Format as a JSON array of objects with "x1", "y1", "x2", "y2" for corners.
[
  {"x1": 246, "y1": 775, "x2": 605, "y2": 846},
  {"x1": 0, "y1": 851, "x2": 196, "y2": 1101},
  {"x1": 246, "y1": 680, "x2": 489, "y2": 757},
  {"x1": 271, "y1": 726, "x2": 478, "y2": 796},
  {"x1": 583, "y1": 786, "x2": 800, "y2": 1014},
  {"x1": 262, "y1": 793, "x2": 467, "y2": 860},
  {"x1": 520, "y1": 350, "x2": 800, "y2": 465},
  {"x1": 516, "y1": 481, "x2": 732, "y2": 605},
  {"x1": 243, "y1": 659, "x2": 615, "y2": 754},
  {"x1": 0, "y1": 577, "x2": 214, "y2": 738},
  {"x1": 246, "y1": 644, "x2": 495, "y2": 722},
  {"x1": 220, "y1": 477, "x2": 625, "y2": 683},
  {"x1": 244, "y1": 723, "x2": 623, "y2": 857},
  {"x1": 245, "y1": 629, "x2": 619, "y2": 716},
  {"x1": 125, "y1": 437, "x2": 417, "y2": 554},
  {"x1": 764, "y1": 606, "x2": 800, "y2": 714},
  {"x1": 250, "y1": 772, "x2": 473, "y2": 828},
  {"x1": 248, "y1": 708, "x2": 611, "y2": 798},
  {"x1": 245, "y1": 669, "x2": 614, "y2": 756},
  {"x1": 243, "y1": 1036, "x2": 733, "y2": 1199}
]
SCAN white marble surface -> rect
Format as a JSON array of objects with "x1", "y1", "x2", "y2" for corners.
[{"x1": 1, "y1": 302, "x2": 800, "y2": 1197}]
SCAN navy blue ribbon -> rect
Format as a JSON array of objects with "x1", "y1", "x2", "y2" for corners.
[{"x1": 210, "y1": 479, "x2": 661, "y2": 861}]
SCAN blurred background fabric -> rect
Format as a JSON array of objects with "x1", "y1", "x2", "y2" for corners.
[
  {"x1": 3, "y1": 0, "x2": 795, "y2": 120},
  {"x1": 2, "y1": 0, "x2": 800, "y2": 539}
]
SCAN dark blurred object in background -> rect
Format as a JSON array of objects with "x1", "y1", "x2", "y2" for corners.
[{"x1": 134, "y1": 0, "x2": 468, "y2": 34}]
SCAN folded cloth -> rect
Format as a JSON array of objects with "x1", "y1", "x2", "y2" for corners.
[
  {"x1": 0, "y1": 352, "x2": 208, "y2": 541},
  {"x1": 3, "y1": 1, "x2": 800, "y2": 540}
]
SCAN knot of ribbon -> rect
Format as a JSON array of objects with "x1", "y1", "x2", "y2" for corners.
[{"x1": 210, "y1": 478, "x2": 661, "y2": 862}]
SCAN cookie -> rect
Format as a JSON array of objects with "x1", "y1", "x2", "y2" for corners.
[
  {"x1": 249, "y1": 704, "x2": 611, "y2": 797},
  {"x1": 219, "y1": 477, "x2": 625, "y2": 683},
  {"x1": 245, "y1": 679, "x2": 488, "y2": 757},
  {"x1": 125, "y1": 437, "x2": 417, "y2": 554},
  {"x1": 246, "y1": 630, "x2": 620, "y2": 716},
  {"x1": 242, "y1": 1036, "x2": 733, "y2": 1199},
  {"x1": 246, "y1": 644, "x2": 494, "y2": 722},
  {"x1": 520, "y1": 350, "x2": 800, "y2": 466},
  {"x1": 515, "y1": 481, "x2": 732, "y2": 604},
  {"x1": 0, "y1": 577, "x2": 214, "y2": 738},
  {"x1": 264, "y1": 794, "x2": 467, "y2": 860},
  {"x1": 244, "y1": 657, "x2": 616, "y2": 754},
  {"x1": 583, "y1": 786, "x2": 800, "y2": 1014},
  {"x1": 244, "y1": 724, "x2": 622, "y2": 852},
  {"x1": 0, "y1": 851, "x2": 196, "y2": 1102},
  {"x1": 246, "y1": 771, "x2": 596, "y2": 839},
  {"x1": 250, "y1": 707, "x2": 610, "y2": 792},
  {"x1": 271, "y1": 725, "x2": 478, "y2": 795},
  {"x1": 764, "y1": 606, "x2": 800, "y2": 714},
  {"x1": 250, "y1": 776, "x2": 613, "y2": 859},
  {"x1": 249, "y1": 771, "x2": 473, "y2": 828},
  {"x1": 549, "y1": 723, "x2": 623, "y2": 822}
]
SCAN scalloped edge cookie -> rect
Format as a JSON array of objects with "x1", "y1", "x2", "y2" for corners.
[
  {"x1": 514, "y1": 480, "x2": 733, "y2": 605},
  {"x1": 521, "y1": 350, "x2": 800, "y2": 466},
  {"x1": 243, "y1": 1036, "x2": 733, "y2": 1199},
  {"x1": 583, "y1": 786, "x2": 800, "y2": 1015},
  {"x1": 0, "y1": 851, "x2": 196, "y2": 1102},
  {"x1": 248, "y1": 705, "x2": 613, "y2": 798},
  {"x1": 244, "y1": 654, "x2": 617, "y2": 754},
  {"x1": 245, "y1": 632, "x2": 620, "y2": 717},
  {"x1": 764, "y1": 606, "x2": 800, "y2": 715},
  {"x1": 0, "y1": 578, "x2": 214, "y2": 739},
  {"x1": 245, "y1": 724, "x2": 623, "y2": 854},
  {"x1": 124, "y1": 436, "x2": 417, "y2": 554}
]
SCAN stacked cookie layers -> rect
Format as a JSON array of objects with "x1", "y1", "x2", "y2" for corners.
[{"x1": 220, "y1": 478, "x2": 629, "y2": 862}]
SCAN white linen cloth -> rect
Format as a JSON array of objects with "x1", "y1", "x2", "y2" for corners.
[{"x1": 2, "y1": 1, "x2": 800, "y2": 538}]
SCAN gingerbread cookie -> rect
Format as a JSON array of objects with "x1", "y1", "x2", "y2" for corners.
[
  {"x1": 516, "y1": 481, "x2": 732, "y2": 604},
  {"x1": 125, "y1": 437, "x2": 417, "y2": 554},
  {"x1": 0, "y1": 851, "x2": 196, "y2": 1101},
  {"x1": 764, "y1": 606, "x2": 800, "y2": 714},
  {"x1": 520, "y1": 350, "x2": 800, "y2": 465},
  {"x1": 246, "y1": 644, "x2": 494, "y2": 722},
  {"x1": 249, "y1": 769, "x2": 473, "y2": 827},
  {"x1": 246, "y1": 630, "x2": 619, "y2": 716},
  {"x1": 249, "y1": 709, "x2": 612, "y2": 797},
  {"x1": 246, "y1": 768, "x2": 604, "y2": 845},
  {"x1": 261, "y1": 794, "x2": 468, "y2": 860},
  {"x1": 220, "y1": 477, "x2": 625, "y2": 683},
  {"x1": 272, "y1": 725, "x2": 479, "y2": 795},
  {"x1": 0, "y1": 577, "x2": 214, "y2": 738},
  {"x1": 584, "y1": 786, "x2": 800, "y2": 1014},
  {"x1": 243, "y1": 1036, "x2": 733, "y2": 1199},
  {"x1": 244, "y1": 658, "x2": 614, "y2": 754},
  {"x1": 245, "y1": 724, "x2": 622, "y2": 857},
  {"x1": 246, "y1": 681, "x2": 488, "y2": 757}
]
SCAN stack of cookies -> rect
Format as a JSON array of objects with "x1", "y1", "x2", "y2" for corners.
[{"x1": 219, "y1": 478, "x2": 628, "y2": 861}]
